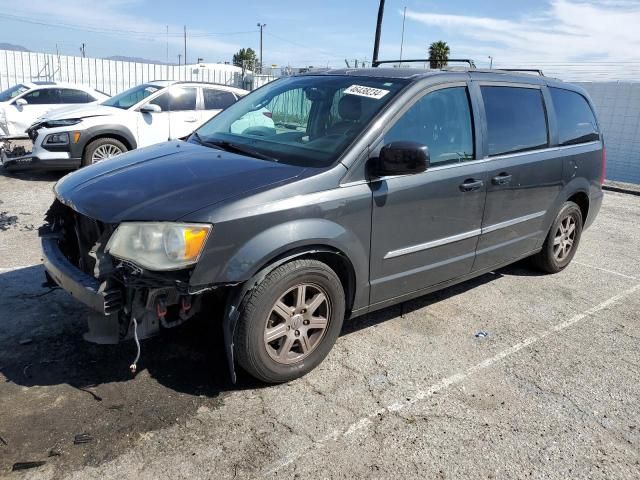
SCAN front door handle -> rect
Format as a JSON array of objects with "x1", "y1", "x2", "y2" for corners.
[
  {"x1": 492, "y1": 172, "x2": 512, "y2": 185},
  {"x1": 459, "y1": 179, "x2": 484, "y2": 192}
]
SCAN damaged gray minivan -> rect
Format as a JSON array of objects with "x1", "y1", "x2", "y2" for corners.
[{"x1": 40, "y1": 68, "x2": 605, "y2": 383}]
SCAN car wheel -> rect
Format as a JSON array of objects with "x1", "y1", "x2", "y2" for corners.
[
  {"x1": 82, "y1": 137, "x2": 127, "y2": 167},
  {"x1": 234, "y1": 259, "x2": 346, "y2": 383},
  {"x1": 532, "y1": 201, "x2": 583, "y2": 273}
]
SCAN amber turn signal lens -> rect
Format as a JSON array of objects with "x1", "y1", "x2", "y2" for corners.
[
  {"x1": 72, "y1": 132, "x2": 81, "y2": 143},
  {"x1": 183, "y1": 227, "x2": 209, "y2": 259}
]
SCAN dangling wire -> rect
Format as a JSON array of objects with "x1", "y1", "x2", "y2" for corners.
[{"x1": 129, "y1": 317, "x2": 141, "y2": 374}]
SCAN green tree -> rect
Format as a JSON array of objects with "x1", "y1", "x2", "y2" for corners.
[
  {"x1": 232, "y1": 48, "x2": 257, "y2": 71},
  {"x1": 428, "y1": 41, "x2": 450, "y2": 69}
]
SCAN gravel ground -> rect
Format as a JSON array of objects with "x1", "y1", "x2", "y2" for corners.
[{"x1": 0, "y1": 168, "x2": 639, "y2": 479}]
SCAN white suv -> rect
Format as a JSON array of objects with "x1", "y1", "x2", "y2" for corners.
[
  {"x1": 0, "y1": 81, "x2": 108, "y2": 138},
  {"x1": 2, "y1": 81, "x2": 247, "y2": 171}
]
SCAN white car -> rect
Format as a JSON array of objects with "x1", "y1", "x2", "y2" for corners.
[
  {"x1": 0, "y1": 81, "x2": 108, "y2": 138},
  {"x1": 2, "y1": 81, "x2": 247, "y2": 171}
]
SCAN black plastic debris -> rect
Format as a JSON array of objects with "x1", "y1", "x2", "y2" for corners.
[
  {"x1": 12, "y1": 461, "x2": 46, "y2": 471},
  {"x1": 475, "y1": 331, "x2": 489, "y2": 338},
  {"x1": 73, "y1": 433, "x2": 93, "y2": 445}
]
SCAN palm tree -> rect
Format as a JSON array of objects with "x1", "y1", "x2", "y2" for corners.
[{"x1": 428, "y1": 41, "x2": 450, "y2": 69}]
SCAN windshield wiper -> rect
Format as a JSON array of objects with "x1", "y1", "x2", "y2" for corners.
[
  {"x1": 200, "y1": 139, "x2": 278, "y2": 162},
  {"x1": 190, "y1": 131, "x2": 204, "y2": 145}
]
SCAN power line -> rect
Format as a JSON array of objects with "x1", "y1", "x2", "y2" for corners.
[{"x1": 0, "y1": 12, "x2": 255, "y2": 37}]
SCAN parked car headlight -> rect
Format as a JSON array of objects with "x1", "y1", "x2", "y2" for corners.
[
  {"x1": 106, "y1": 222, "x2": 212, "y2": 271},
  {"x1": 44, "y1": 132, "x2": 70, "y2": 145},
  {"x1": 44, "y1": 119, "x2": 83, "y2": 127}
]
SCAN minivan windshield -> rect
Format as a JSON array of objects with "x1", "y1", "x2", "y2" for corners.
[
  {"x1": 0, "y1": 84, "x2": 29, "y2": 102},
  {"x1": 192, "y1": 75, "x2": 409, "y2": 167},
  {"x1": 102, "y1": 84, "x2": 162, "y2": 109}
]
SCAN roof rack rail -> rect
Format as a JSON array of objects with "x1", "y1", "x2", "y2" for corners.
[
  {"x1": 497, "y1": 68, "x2": 544, "y2": 76},
  {"x1": 372, "y1": 58, "x2": 476, "y2": 68}
]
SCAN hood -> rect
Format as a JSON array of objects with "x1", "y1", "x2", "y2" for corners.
[
  {"x1": 54, "y1": 141, "x2": 306, "y2": 223},
  {"x1": 41, "y1": 104, "x2": 119, "y2": 121}
]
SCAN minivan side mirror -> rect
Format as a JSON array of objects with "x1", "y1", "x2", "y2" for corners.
[
  {"x1": 370, "y1": 142, "x2": 429, "y2": 177},
  {"x1": 139, "y1": 103, "x2": 162, "y2": 113},
  {"x1": 14, "y1": 98, "x2": 27, "y2": 106}
]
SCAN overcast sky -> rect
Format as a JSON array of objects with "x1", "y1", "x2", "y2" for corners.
[{"x1": 0, "y1": 0, "x2": 638, "y2": 80}]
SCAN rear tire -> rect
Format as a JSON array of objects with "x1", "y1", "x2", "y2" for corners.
[
  {"x1": 532, "y1": 201, "x2": 583, "y2": 273},
  {"x1": 81, "y1": 137, "x2": 127, "y2": 167},
  {"x1": 234, "y1": 259, "x2": 345, "y2": 383}
]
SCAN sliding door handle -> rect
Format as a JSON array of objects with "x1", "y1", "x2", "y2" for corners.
[{"x1": 492, "y1": 173, "x2": 512, "y2": 185}]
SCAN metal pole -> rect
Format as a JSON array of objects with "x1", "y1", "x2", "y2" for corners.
[
  {"x1": 183, "y1": 25, "x2": 187, "y2": 66},
  {"x1": 166, "y1": 25, "x2": 169, "y2": 64},
  {"x1": 257, "y1": 23, "x2": 266, "y2": 74},
  {"x1": 372, "y1": 0, "x2": 385, "y2": 67},
  {"x1": 488, "y1": 56, "x2": 493, "y2": 69},
  {"x1": 399, "y1": 6, "x2": 406, "y2": 67}
]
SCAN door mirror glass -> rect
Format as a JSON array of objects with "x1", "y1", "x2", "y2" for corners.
[
  {"x1": 14, "y1": 98, "x2": 27, "y2": 106},
  {"x1": 140, "y1": 103, "x2": 162, "y2": 113},
  {"x1": 371, "y1": 141, "x2": 429, "y2": 177}
]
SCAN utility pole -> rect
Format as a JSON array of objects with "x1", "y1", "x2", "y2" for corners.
[
  {"x1": 488, "y1": 55, "x2": 493, "y2": 69},
  {"x1": 372, "y1": 0, "x2": 385, "y2": 67},
  {"x1": 399, "y1": 6, "x2": 407, "y2": 67},
  {"x1": 183, "y1": 25, "x2": 187, "y2": 66},
  {"x1": 257, "y1": 23, "x2": 266, "y2": 73},
  {"x1": 80, "y1": 43, "x2": 86, "y2": 58}
]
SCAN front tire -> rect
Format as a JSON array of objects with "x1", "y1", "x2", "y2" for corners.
[
  {"x1": 81, "y1": 137, "x2": 127, "y2": 167},
  {"x1": 235, "y1": 259, "x2": 345, "y2": 383},
  {"x1": 532, "y1": 201, "x2": 583, "y2": 273}
]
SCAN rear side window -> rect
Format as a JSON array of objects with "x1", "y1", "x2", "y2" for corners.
[
  {"x1": 21, "y1": 88, "x2": 60, "y2": 105},
  {"x1": 59, "y1": 89, "x2": 94, "y2": 104},
  {"x1": 549, "y1": 88, "x2": 599, "y2": 145},
  {"x1": 151, "y1": 87, "x2": 197, "y2": 111},
  {"x1": 203, "y1": 89, "x2": 236, "y2": 110},
  {"x1": 481, "y1": 86, "x2": 548, "y2": 156},
  {"x1": 384, "y1": 86, "x2": 474, "y2": 165}
]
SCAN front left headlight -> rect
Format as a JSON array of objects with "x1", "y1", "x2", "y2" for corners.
[
  {"x1": 106, "y1": 222, "x2": 212, "y2": 271},
  {"x1": 44, "y1": 119, "x2": 83, "y2": 127}
]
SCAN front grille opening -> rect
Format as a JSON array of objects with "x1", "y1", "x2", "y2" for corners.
[{"x1": 44, "y1": 199, "x2": 115, "y2": 277}]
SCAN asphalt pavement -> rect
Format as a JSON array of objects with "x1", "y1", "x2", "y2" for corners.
[{"x1": 0, "y1": 168, "x2": 639, "y2": 479}]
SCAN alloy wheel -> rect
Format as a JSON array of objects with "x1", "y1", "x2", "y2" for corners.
[
  {"x1": 91, "y1": 144, "x2": 123, "y2": 163},
  {"x1": 264, "y1": 283, "x2": 331, "y2": 365},
  {"x1": 553, "y1": 215, "x2": 577, "y2": 261}
]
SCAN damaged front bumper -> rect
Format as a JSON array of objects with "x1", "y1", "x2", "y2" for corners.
[
  {"x1": 41, "y1": 232, "x2": 123, "y2": 315},
  {"x1": 39, "y1": 201, "x2": 218, "y2": 345}
]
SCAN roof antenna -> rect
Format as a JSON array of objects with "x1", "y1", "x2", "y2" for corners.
[{"x1": 372, "y1": 0, "x2": 385, "y2": 67}]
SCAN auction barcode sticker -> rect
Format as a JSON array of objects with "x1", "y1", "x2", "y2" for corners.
[{"x1": 344, "y1": 85, "x2": 390, "y2": 100}]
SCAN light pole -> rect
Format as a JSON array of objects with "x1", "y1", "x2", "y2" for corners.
[
  {"x1": 488, "y1": 55, "x2": 493, "y2": 69},
  {"x1": 372, "y1": 0, "x2": 385, "y2": 67},
  {"x1": 257, "y1": 23, "x2": 266, "y2": 73}
]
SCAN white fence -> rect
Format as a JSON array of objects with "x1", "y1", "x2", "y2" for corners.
[
  {"x1": 577, "y1": 82, "x2": 640, "y2": 184},
  {"x1": 0, "y1": 49, "x2": 277, "y2": 94}
]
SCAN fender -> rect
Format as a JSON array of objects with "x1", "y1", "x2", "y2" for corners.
[
  {"x1": 193, "y1": 217, "x2": 369, "y2": 289},
  {"x1": 222, "y1": 247, "x2": 348, "y2": 383},
  {"x1": 69, "y1": 124, "x2": 138, "y2": 158}
]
